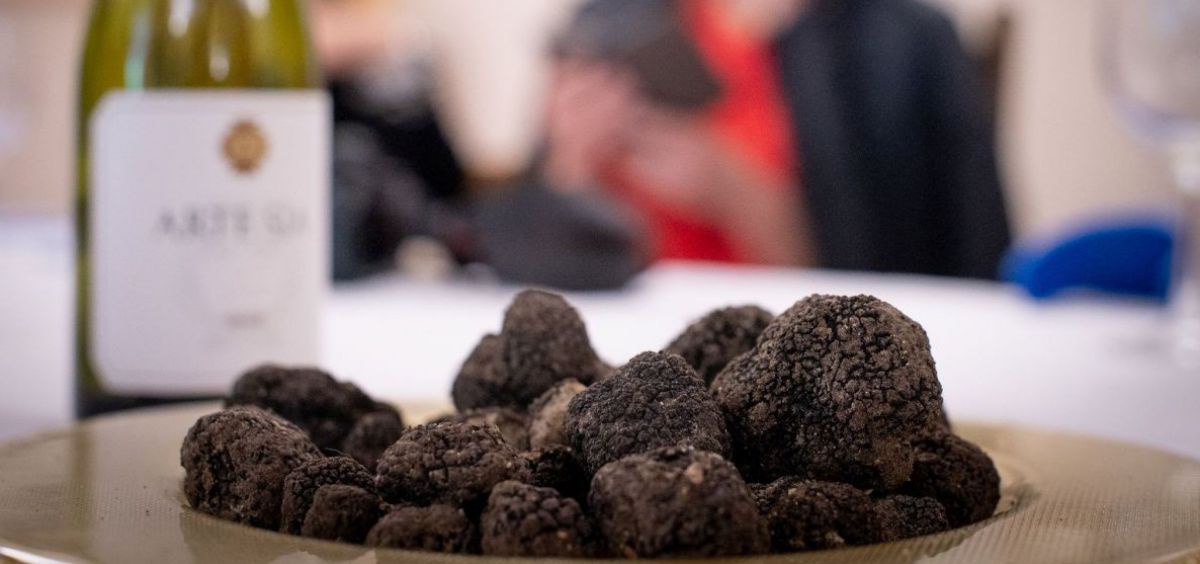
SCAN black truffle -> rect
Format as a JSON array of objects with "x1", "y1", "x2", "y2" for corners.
[
  {"x1": 181, "y1": 406, "x2": 321, "y2": 529},
  {"x1": 366, "y1": 505, "x2": 479, "y2": 553},
  {"x1": 527, "y1": 378, "x2": 587, "y2": 450},
  {"x1": 712, "y1": 295, "x2": 945, "y2": 489},
  {"x1": 749, "y1": 478, "x2": 884, "y2": 552},
  {"x1": 280, "y1": 456, "x2": 376, "y2": 535},
  {"x1": 481, "y1": 481, "x2": 600, "y2": 557},
  {"x1": 226, "y1": 365, "x2": 378, "y2": 449},
  {"x1": 566, "y1": 351, "x2": 731, "y2": 474},
  {"x1": 338, "y1": 407, "x2": 405, "y2": 471},
  {"x1": 899, "y1": 433, "x2": 1000, "y2": 527},
  {"x1": 451, "y1": 334, "x2": 503, "y2": 408},
  {"x1": 874, "y1": 494, "x2": 951, "y2": 541},
  {"x1": 588, "y1": 446, "x2": 768, "y2": 558},
  {"x1": 521, "y1": 446, "x2": 591, "y2": 504},
  {"x1": 375, "y1": 421, "x2": 529, "y2": 510},
  {"x1": 300, "y1": 484, "x2": 384, "y2": 543},
  {"x1": 664, "y1": 305, "x2": 774, "y2": 384},
  {"x1": 430, "y1": 407, "x2": 530, "y2": 451},
  {"x1": 452, "y1": 290, "x2": 607, "y2": 411}
]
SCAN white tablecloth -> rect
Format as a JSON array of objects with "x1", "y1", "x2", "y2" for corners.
[{"x1": 2, "y1": 218, "x2": 1197, "y2": 460}]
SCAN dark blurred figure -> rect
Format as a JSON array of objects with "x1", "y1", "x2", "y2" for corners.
[
  {"x1": 775, "y1": 0, "x2": 1012, "y2": 277},
  {"x1": 491, "y1": 0, "x2": 1011, "y2": 283},
  {"x1": 313, "y1": 0, "x2": 467, "y2": 280}
]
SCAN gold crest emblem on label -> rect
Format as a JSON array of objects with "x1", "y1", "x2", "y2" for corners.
[{"x1": 222, "y1": 120, "x2": 268, "y2": 174}]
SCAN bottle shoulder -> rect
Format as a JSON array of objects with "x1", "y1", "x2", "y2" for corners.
[{"x1": 80, "y1": 0, "x2": 321, "y2": 115}]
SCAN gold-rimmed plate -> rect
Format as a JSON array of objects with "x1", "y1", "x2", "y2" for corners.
[{"x1": 0, "y1": 403, "x2": 1197, "y2": 564}]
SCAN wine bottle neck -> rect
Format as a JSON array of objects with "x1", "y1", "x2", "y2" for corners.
[{"x1": 83, "y1": 0, "x2": 320, "y2": 93}]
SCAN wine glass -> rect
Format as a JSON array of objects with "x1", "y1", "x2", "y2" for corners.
[{"x1": 1101, "y1": 0, "x2": 1200, "y2": 362}]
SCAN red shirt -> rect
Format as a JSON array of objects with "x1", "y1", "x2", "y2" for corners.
[{"x1": 604, "y1": 1, "x2": 799, "y2": 263}]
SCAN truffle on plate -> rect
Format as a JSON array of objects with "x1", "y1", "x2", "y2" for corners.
[
  {"x1": 300, "y1": 484, "x2": 384, "y2": 543},
  {"x1": 452, "y1": 290, "x2": 607, "y2": 411},
  {"x1": 664, "y1": 305, "x2": 774, "y2": 384},
  {"x1": 527, "y1": 378, "x2": 587, "y2": 450},
  {"x1": 712, "y1": 294, "x2": 946, "y2": 489},
  {"x1": 181, "y1": 406, "x2": 321, "y2": 530},
  {"x1": 366, "y1": 505, "x2": 479, "y2": 553},
  {"x1": 750, "y1": 478, "x2": 884, "y2": 552},
  {"x1": 226, "y1": 365, "x2": 382, "y2": 450},
  {"x1": 874, "y1": 494, "x2": 951, "y2": 541},
  {"x1": 338, "y1": 406, "x2": 405, "y2": 470},
  {"x1": 521, "y1": 445, "x2": 591, "y2": 503},
  {"x1": 481, "y1": 480, "x2": 600, "y2": 557},
  {"x1": 566, "y1": 351, "x2": 731, "y2": 474},
  {"x1": 279, "y1": 456, "x2": 376, "y2": 535},
  {"x1": 430, "y1": 407, "x2": 530, "y2": 451},
  {"x1": 374, "y1": 421, "x2": 529, "y2": 510},
  {"x1": 899, "y1": 432, "x2": 1000, "y2": 527},
  {"x1": 588, "y1": 446, "x2": 768, "y2": 558}
]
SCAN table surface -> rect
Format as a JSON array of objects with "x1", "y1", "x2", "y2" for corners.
[{"x1": 2, "y1": 217, "x2": 1197, "y2": 460}]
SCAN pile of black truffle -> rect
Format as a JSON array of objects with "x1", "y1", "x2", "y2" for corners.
[{"x1": 181, "y1": 289, "x2": 1000, "y2": 558}]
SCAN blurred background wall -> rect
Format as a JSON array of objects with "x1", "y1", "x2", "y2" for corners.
[
  {"x1": 0, "y1": 0, "x2": 1175, "y2": 239},
  {"x1": 0, "y1": 0, "x2": 89, "y2": 216}
]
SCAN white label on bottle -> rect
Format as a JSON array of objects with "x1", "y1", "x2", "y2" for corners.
[{"x1": 89, "y1": 91, "x2": 330, "y2": 395}]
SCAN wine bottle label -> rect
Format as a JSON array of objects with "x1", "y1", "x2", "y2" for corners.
[{"x1": 89, "y1": 91, "x2": 330, "y2": 395}]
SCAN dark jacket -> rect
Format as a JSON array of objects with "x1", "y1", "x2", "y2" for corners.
[
  {"x1": 477, "y1": 0, "x2": 1011, "y2": 287},
  {"x1": 777, "y1": 0, "x2": 1011, "y2": 278}
]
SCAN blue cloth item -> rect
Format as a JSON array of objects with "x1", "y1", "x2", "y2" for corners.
[{"x1": 1003, "y1": 218, "x2": 1174, "y2": 300}]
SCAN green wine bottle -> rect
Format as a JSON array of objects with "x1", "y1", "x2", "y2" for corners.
[{"x1": 76, "y1": 0, "x2": 329, "y2": 417}]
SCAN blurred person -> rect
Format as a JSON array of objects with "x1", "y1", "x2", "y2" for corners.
[
  {"x1": 543, "y1": 0, "x2": 810, "y2": 267},
  {"x1": 311, "y1": 0, "x2": 468, "y2": 280},
  {"x1": 520, "y1": 0, "x2": 1011, "y2": 279},
  {"x1": 314, "y1": 0, "x2": 645, "y2": 288}
]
